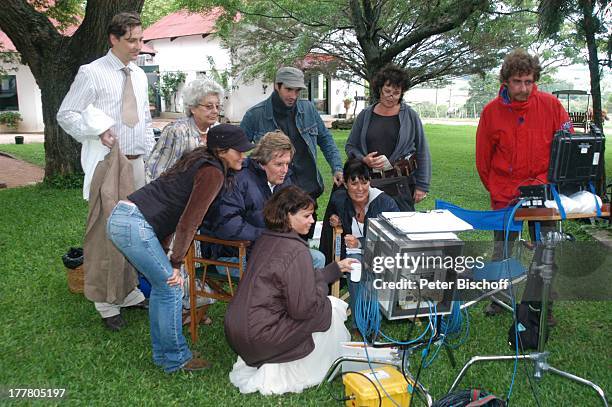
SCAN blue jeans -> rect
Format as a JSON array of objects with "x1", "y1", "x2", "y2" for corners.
[
  {"x1": 218, "y1": 248, "x2": 326, "y2": 278},
  {"x1": 106, "y1": 202, "x2": 192, "y2": 373}
]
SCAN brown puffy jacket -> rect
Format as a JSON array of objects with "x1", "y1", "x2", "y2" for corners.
[{"x1": 224, "y1": 230, "x2": 342, "y2": 367}]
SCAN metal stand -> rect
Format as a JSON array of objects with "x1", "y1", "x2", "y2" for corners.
[{"x1": 449, "y1": 236, "x2": 609, "y2": 406}]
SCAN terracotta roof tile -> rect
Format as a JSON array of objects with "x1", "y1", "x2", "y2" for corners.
[{"x1": 143, "y1": 9, "x2": 223, "y2": 41}]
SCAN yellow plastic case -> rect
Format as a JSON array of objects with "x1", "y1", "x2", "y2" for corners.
[{"x1": 342, "y1": 366, "x2": 413, "y2": 407}]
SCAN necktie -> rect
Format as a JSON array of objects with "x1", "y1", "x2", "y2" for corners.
[{"x1": 121, "y1": 67, "x2": 139, "y2": 128}]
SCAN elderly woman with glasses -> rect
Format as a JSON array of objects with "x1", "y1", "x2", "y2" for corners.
[
  {"x1": 345, "y1": 64, "x2": 431, "y2": 211},
  {"x1": 146, "y1": 79, "x2": 224, "y2": 181}
]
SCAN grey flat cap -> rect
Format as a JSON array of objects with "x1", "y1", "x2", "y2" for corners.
[{"x1": 275, "y1": 67, "x2": 306, "y2": 89}]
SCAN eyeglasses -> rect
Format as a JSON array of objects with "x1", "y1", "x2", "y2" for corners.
[
  {"x1": 198, "y1": 103, "x2": 221, "y2": 111},
  {"x1": 381, "y1": 87, "x2": 402, "y2": 98}
]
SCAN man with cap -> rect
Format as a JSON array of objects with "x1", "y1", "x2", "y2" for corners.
[{"x1": 240, "y1": 67, "x2": 344, "y2": 238}]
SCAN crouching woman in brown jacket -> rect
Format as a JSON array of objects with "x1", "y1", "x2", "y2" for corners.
[{"x1": 224, "y1": 186, "x2": 356, "y2": 394}]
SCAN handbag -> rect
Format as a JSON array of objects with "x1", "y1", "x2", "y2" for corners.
[{"x1": 370, "y1": 154, "x2": 417, "y2": 188}]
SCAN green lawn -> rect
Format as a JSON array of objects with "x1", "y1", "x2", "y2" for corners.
[
  {"x1": 0, "y1": 142, "x2": 46, "y2": 167},
  {"x1": 0, "y1": 126, "x2": 610, "y2": 406}
]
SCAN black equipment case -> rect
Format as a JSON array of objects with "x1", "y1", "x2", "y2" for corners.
[{"x1": 548, "y1": 125, "x2": 605, "y2": 184}]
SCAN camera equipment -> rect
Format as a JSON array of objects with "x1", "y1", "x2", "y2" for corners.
[
  {"x1": 442, "y1": 127, "x2": 609, "y2": 404},
  {"x1": 518, "y1": 125, "x2": 605, "y2": 207},
  {"x1": 548, "y1": 125, "x2": 604, "y2": 184},
  {"x1": 518, "y1": 185, "x2": 552, "y2": 208},
  {"x1": 366, "y1": 217, "x2": 465, "y2": 319}
]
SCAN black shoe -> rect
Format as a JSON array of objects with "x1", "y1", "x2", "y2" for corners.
[{"x1": 103, "y1": 314, "x2": 126, "y2": 331}]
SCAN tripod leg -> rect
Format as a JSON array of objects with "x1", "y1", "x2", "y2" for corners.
[
  {"x1": 448, "y1": 355, "x2": 532, "y2": 393},
  {"x1": 490, "y1": 295, "x2": 513, "y2": 312},
  {"x1": 546, "y1": 365, "x2": 609, "y2": 407}
]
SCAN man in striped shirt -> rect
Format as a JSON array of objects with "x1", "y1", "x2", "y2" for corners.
[{"x1": 57, "y1": 12, "x2": 153, "y2": 331}]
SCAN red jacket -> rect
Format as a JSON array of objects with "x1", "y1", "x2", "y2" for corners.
[{"x1": 476, "y1": 84, "x2": 572, "y2": 209}]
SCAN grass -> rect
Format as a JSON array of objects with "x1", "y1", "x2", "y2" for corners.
[
  {"x1": 0, "y1": 142, "x2": 46, "y2": 167},
  {"x1": 0, "y1": 126, "x2": 611, "y2": 406}
]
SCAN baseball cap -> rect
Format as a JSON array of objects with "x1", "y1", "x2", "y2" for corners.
[
  {"x1": 275, "y1": 67, "x2": 306, "y2": 89},
  {"x1": 207, "y1": 124, "x2": 255, "y2": 152}
]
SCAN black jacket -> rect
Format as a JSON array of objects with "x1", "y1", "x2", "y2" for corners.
[{"x1": 202, "y1": 158, "x2": 291, "y2": 257}]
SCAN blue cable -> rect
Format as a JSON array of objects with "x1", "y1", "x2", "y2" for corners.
[
  {"x1": 378, "y1": 300, "x2": 437, "y2": 345},
  {"x1": 504, "y1": 199, "x2": 526, "y2": 402}
]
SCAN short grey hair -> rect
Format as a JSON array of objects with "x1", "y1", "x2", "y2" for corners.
[{"x1": 182, "y1": 79, "x2": 224, "y2": 116}]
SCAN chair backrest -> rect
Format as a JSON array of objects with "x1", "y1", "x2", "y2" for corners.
[
  {"x1": 434, "y1": 199, "x2": 527, "y2": 281},
  {"x1": 184, "y1": 234, "x2": 250, "y2": 343},
  {"x1": 331, "y1": 225, "x2": 343, "y2": 298},
  {"x1": 435, "y1": 199, "x2": 523, "y2": 232}
]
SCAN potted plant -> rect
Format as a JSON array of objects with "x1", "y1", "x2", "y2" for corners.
[
  {"x1": 159, "y1": 71, "x2": 186, "y2": 113},
  {"x1": 0, "y1": 111, "x2": 22, "y2": 133}
]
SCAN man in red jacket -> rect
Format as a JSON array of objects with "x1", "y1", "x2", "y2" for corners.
[{"x1": 476, "y1": 49, "x2": 572, "y2": 319}]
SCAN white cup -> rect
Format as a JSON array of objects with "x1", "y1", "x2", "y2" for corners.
[{"x1": 350, "y1": 262, "x2": 362, "y2": 282}]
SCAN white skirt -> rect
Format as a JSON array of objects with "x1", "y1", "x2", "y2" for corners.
[{"x1": 229, "y1": 296, "x2": 350, "y2": 395}]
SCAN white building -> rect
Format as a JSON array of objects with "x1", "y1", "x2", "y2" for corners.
[
  {"x1": 404, "y1": 77, "x2": 472, "y2": 117},
  {"x1": 143, "y1": 9, "x2": 366, "y2": 123},
  {"x1": 0, "y1": 31, "x2": 44, "y2": 132}
]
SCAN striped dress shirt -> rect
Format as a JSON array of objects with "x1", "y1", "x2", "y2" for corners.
[{"x1": 57, "y1": 49, "x2": 155, "y2": 156}]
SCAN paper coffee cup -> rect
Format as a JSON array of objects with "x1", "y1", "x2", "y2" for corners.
[{"x1": 350, "y1": 262, "x2": 362, "y2": 282}]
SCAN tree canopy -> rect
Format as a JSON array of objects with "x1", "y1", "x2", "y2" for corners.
[
  {"x1": 182, "y1": 0, "x2": 537, "y2": 92},
  {"x1": 538, "y1": 0, "x2": 610, "y2": 129}
]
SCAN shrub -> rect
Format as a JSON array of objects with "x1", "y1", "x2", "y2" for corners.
[
  {"x1": 331, "y1": 118, "x2": 355, "y2": 130},
  {"x1": 0, "y1": 111, "x2": 22, "y2": 130}
]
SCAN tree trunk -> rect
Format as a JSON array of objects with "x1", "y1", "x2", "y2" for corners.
[
  {"x1": 0, "y1": 0, "x2": 145, "y2": 181},
  {"x1": 579, "y1": 0, "x2": 603, "y2": 130},
  {"x1": 41, "y1": 70, "x2": 83, "y2": 178},
  {"x1": 579, "y1": 0, "x2": 605, "y2": 195}
]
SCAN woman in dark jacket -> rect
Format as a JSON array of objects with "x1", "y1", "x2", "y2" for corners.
[
  {"x1": 345, "y1": 63, "x2": 431, "y2": 211},
  {"x1": 224, "y1": 186, "x2": 355, "y2": 395},
  {"x1": 322, "y1": 158, "x2": 400, "y2": 328},
  {"x1": 106, "y1": 124, "x2": 254, "y2": 373}
]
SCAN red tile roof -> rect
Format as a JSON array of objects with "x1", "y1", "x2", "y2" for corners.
[
  {"x1": 0, "y1": 31, "x2": 16, "y2": 52},
  {"x1": 141, "y1": 43, "x2": 157, "y2": 55},
  {"x1": 143, "y1": 9, "x2": 224, "y2": 41},
  {"x1": 298, "y1": 53, "x2": 336, "y2": 69}
]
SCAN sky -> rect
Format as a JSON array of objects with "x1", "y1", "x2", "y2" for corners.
[{"x1": 555, "y1": 64, "x2": 612, "y2": 92}]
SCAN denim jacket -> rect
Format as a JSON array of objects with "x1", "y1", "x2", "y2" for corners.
[{"x1": 240, "y1": 96, "x2": 343, "y2": 192}]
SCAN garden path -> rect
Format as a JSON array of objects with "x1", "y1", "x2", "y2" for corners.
[{"x1": 0, "y1": 153, "x2": 44, "y2": 189}]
